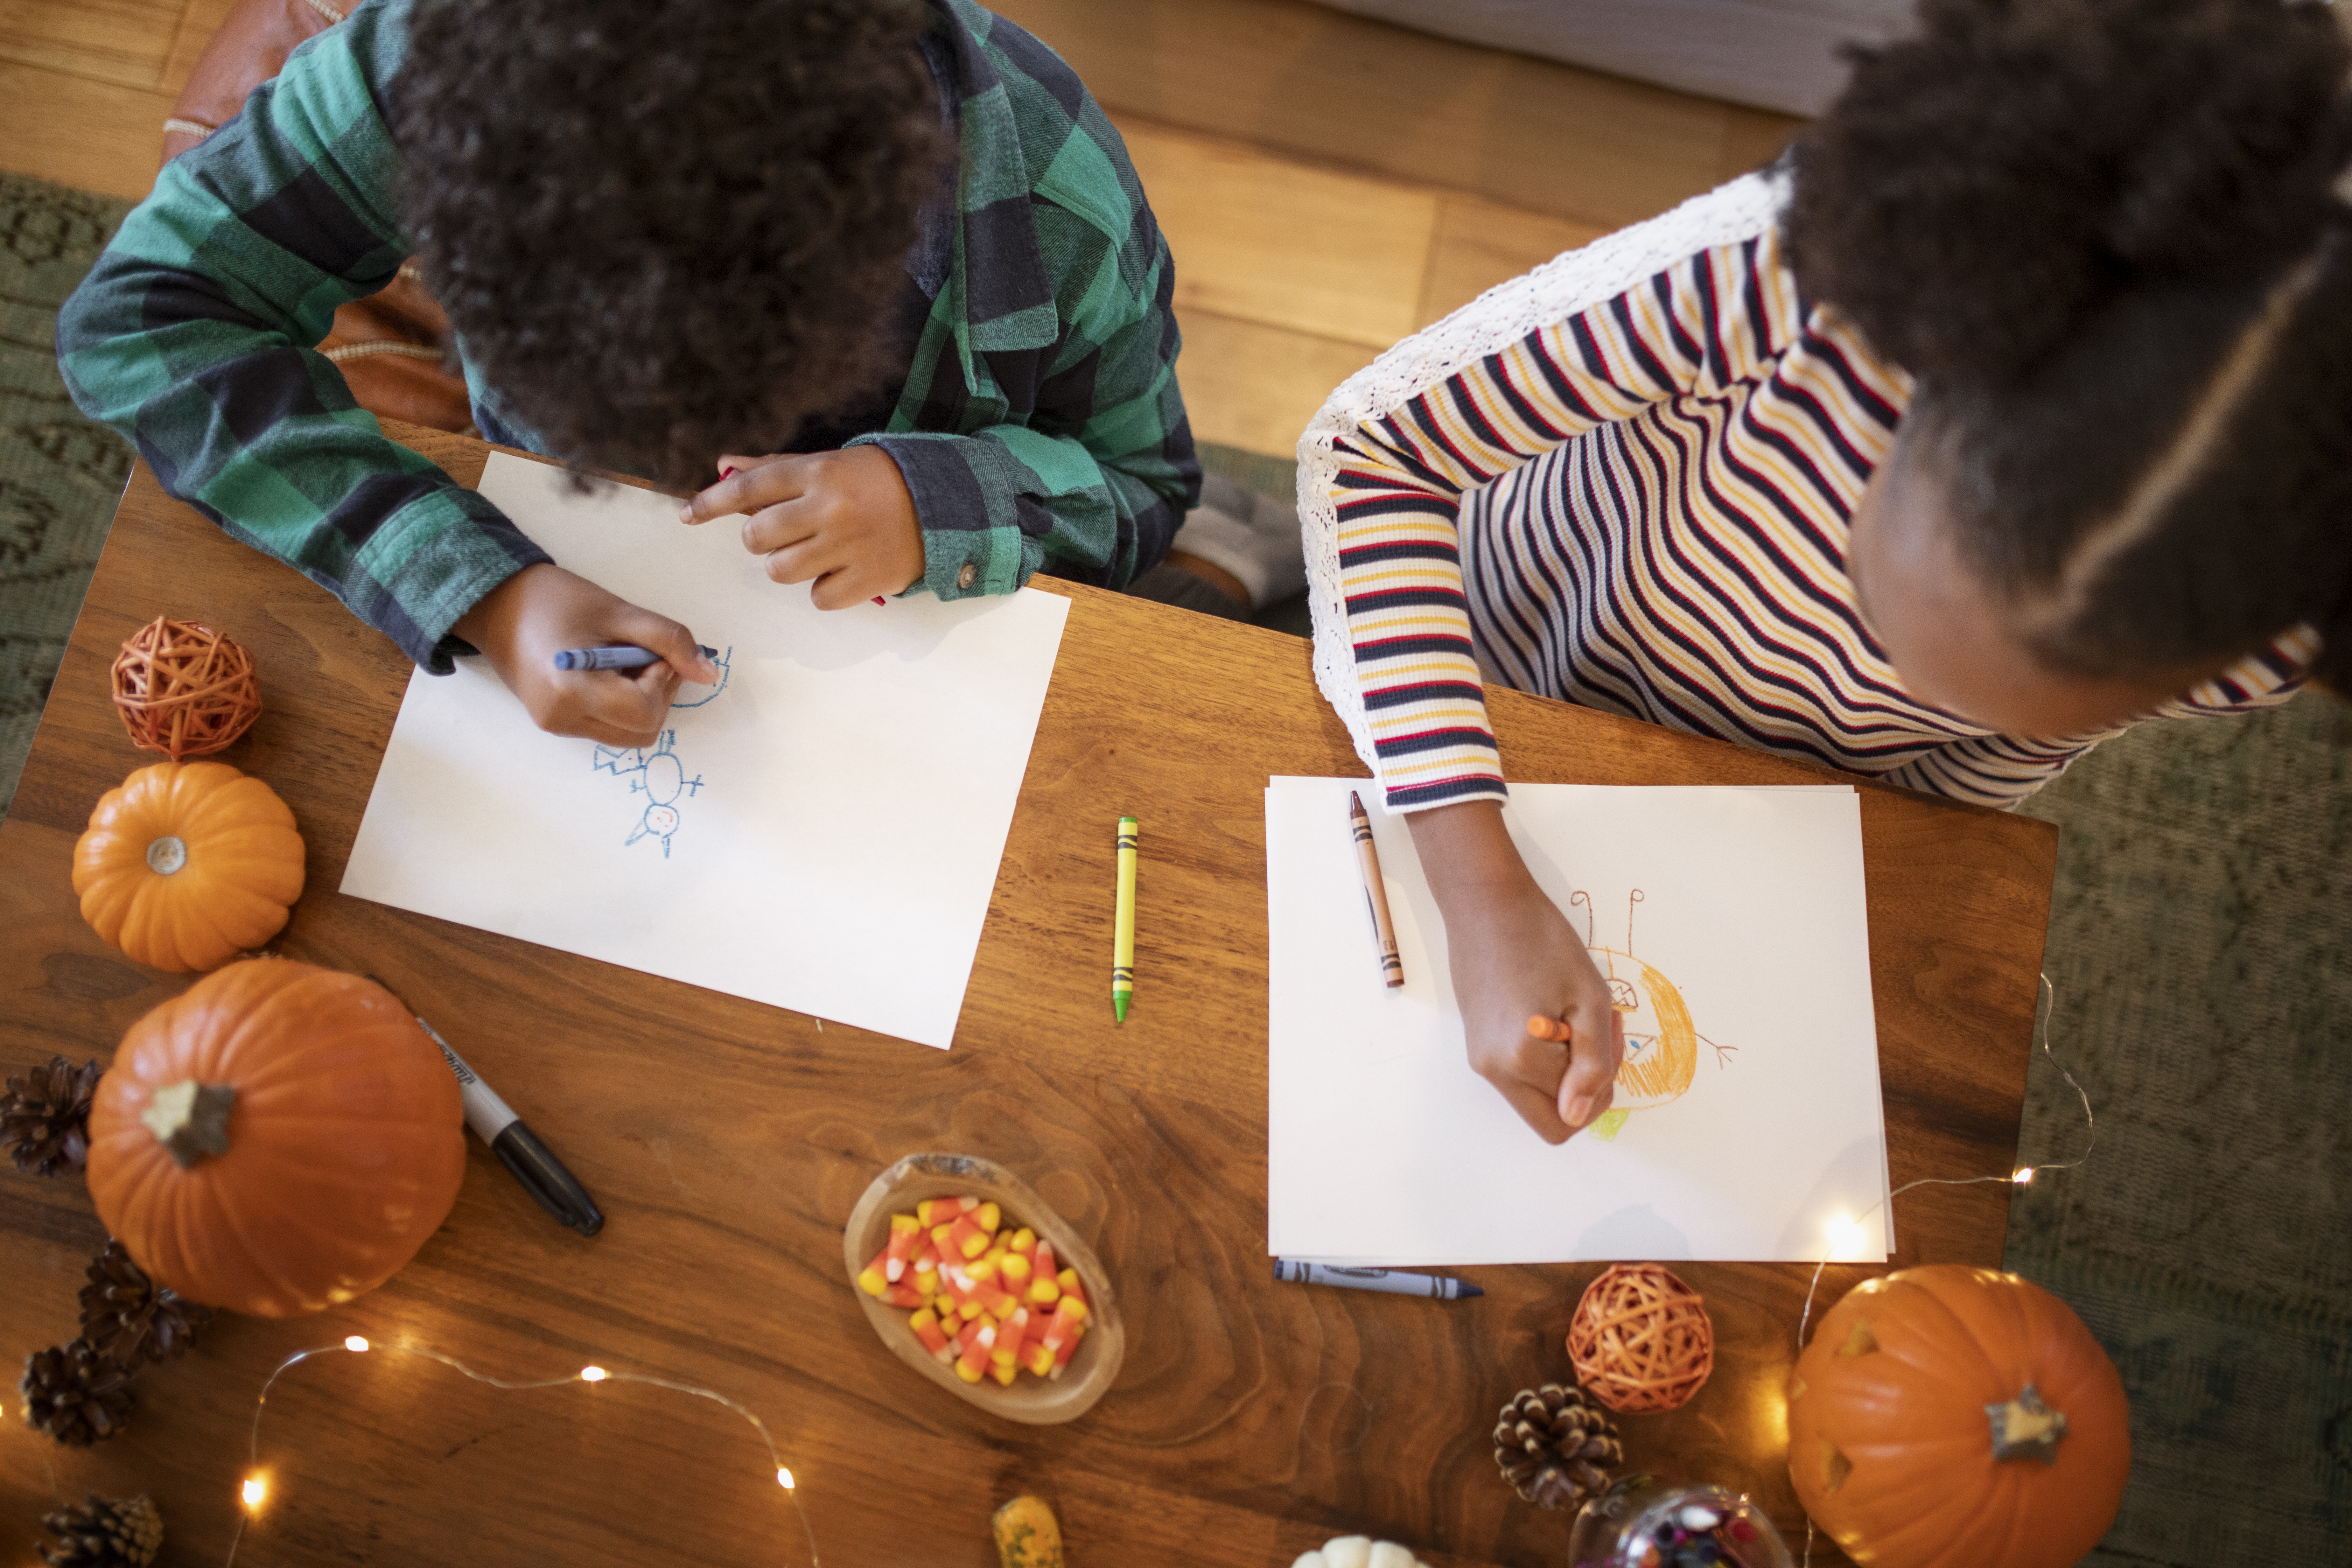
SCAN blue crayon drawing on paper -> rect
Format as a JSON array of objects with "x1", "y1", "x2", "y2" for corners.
[
  {"x1": 672, "y1": 644, "x2": 732, "y2": 708},
  {"x1": 589, "y1": 645, "x2": 728, "y2": 856}
]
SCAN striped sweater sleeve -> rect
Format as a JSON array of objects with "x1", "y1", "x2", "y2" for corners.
[
  {"x1": 1880, "y1": 625, "x2": 2316, "y2": 807},
  {"x1": 1321, "y1": 215, "x2": 1806, "y2": 811}
]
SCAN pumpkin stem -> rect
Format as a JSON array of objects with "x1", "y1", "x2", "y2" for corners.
[
  {"x1": 140, "y1": 1080, "x2": 237, "y2": 1168},
  {"x1": 1986, "y1": 1381, "x2": 2069, "y2": 1464}
]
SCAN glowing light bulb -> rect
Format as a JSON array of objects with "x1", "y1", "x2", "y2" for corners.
[
  {"x1": 776, "y1": 1467, "x2": 796, "y2": 1490},
  {"x1": 241, "y1": 1477, "x2": 268, "y2": 1510},
  {"x1": 2012, "y1": 1168, "x2": 2035, "y2": 1185},
  {"x1": 344, "y1": 1336, "x2": 370, "y2": 1352},
  {"x1": 579, "y1": 1365, "x2": 608, "y2": 1383},
  {"x1": 1825, "y1": 1213, "x2": 1867, "y2": 1260}
]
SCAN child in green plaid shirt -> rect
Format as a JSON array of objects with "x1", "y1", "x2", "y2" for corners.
[{"x1": 60, "y1": 0, "x2": 1205, "y2": 747}]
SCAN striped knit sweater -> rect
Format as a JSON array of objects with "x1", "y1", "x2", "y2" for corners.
[{"x1": 1300, "y1": 172, "x2": 2311, "y2": 812}]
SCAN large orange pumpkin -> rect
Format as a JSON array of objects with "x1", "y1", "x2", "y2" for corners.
[
  {"x1": 85, "y1": 960, "x2": 466, "y2": 1317},
  {"x1": 72, "y1": 760, "x2": 305, "y2": 972},
  {"x1": 1787, "y1": 1264, "x2": 2130, "y2": 1568}
]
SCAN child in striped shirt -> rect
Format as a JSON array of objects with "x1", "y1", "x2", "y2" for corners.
[{"x1": 1300, "y1": 0, "x2": 2352, "y2": 1142}]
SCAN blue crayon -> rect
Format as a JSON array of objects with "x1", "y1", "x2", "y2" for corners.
[
  {"x1": 552, "y1": 643, "x2": 719, "y2": 673},
  {"x1": 1274, "y1": 1259, "x2": 1483, "y2": 1300}
]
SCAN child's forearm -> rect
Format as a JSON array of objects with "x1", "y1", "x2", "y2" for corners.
[{"x1": 1404, "y1": 799, "x2": 1536, "y2": 902}]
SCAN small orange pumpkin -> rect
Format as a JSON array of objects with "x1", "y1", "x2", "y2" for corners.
[
  {"x1": 1787, "y1": 1264, "x2": 2130, "y2": 1568},
  {"x1": 85, "y1": 960, "x2": 466, "y2": 1317},
  {"x1": 72, "y1": 761, "x2": 305, "y2": 972}
]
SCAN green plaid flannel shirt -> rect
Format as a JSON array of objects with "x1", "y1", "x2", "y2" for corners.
[{"x1": 58, "y1": 0, "x2": 1198, "y2": 673}]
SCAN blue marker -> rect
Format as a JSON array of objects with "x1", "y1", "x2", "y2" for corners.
[
  {"x1": 1275, "y1": 1259, "x2": 1483, "y2": 1300},
  {"x1": 552, "y1": 643, "x2": 718, "y2": 673}
]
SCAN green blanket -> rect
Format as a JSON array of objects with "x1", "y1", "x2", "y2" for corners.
[
  {"x1": 2010, "y1": 696, "x2": 2352, "y2": 1566},
  {"x1": 0, "y1": 172, "x2": 135, "y2": 818}
]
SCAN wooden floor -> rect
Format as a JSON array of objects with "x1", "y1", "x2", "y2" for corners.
[{"x1": 0, "y1": 0, "x2": 1797, "y2": 459}]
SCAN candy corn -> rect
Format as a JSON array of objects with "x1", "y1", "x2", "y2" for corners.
[
  {"x1": 1049, "y1": 1320, "x2": 1086, "y2": 1379},
  {"x1": 944, "y1": 1215, "x2": 992, "y2": 1261},
  {"x1": 883, "y1": 1213, "x2": 924, "y2": 1280},
  {"x1": 992, "y1": 1306, "x2": 1031, "y2": 1366},
  {"x1": 1039, "y1": 1295, "x2": 1088, "y2": 1356},
  {"x1": 954, "y1": 1318, "x2": 997, "y2": 1383},
  {"x1": 857, "y1": 1194, "x2": 1101, "y2": 1390},
  {"x1": 910, "y1": 1307, "x2": 954, "y2": 1363},
  {"x1": 919, "y1": 1195, "x2": 979, "y2": 1227},
  {"x1": 1027, "y1": 1240, "x2": 1062, "y2": 1306}
]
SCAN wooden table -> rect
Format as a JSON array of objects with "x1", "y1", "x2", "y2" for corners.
[{"x1": 1, "y1": 423, "x2": 2056, "y2": 1567}]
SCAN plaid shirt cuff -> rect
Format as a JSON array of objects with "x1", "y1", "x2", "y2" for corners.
[
  {"x1": 864, "y1": 432, "x2": 1045, "y2": 600},
  {"x1": 351, "y1": 486, "x2": 554, "y2": 672}
]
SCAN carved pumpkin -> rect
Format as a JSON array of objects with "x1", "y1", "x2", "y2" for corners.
[
  {"x1": 84, "y1": 960, "x2": 466, "y2": 1317},
  {"x1": 1787, "y1": 1264, "x2": 2130, "y2": 1568},
  {"x1": 72, "y1": 761, "x2": 305, "y2": 972}
]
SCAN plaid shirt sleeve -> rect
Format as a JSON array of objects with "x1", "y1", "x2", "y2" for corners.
[
  {"x1": 54, "y1": 0, "x2": 548, "y2": 674},
  {"x1": 860, "y1": 1, "x2": 1199, "y2": 599}
]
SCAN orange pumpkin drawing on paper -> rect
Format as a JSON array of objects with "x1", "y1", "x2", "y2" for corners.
[{"x1": 1570, "y1": 889, "x2": 1731, "y2": 1141}]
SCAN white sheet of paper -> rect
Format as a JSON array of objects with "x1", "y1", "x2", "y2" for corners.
[
  {"x1": 340, "y1": 453, "x2": 1071, "y2": 1050},
  {"x1": 1266, "y1": 778, "x2": 1891, "y2": 1264}
]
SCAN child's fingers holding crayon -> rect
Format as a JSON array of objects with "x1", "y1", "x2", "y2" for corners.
[
  {"x1": 1551, "y1": 1008, "x2": 1624, "y2": 1133},
  {"x1": 449, "y1": 563, "x2": 717, "y2": 746},
  {"x1": 1486, "y1": 1030, "x2": 1578, "y2": 1144}
]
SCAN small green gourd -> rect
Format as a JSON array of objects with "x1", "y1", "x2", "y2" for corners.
[{"x1": 992, "y1": 1495, "x2": 1065, "y2": 1568}]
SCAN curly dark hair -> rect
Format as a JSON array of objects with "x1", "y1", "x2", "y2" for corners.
[
  {"x1": 392, "y1": 0, "x2": 950, "y2": 490},
  {"x1": 1785, "y1": 0, "x2": 2352, "y2": 693}
]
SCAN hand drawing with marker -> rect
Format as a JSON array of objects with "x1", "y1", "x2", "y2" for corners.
[
  {"x1": 1570, "y1": 887, "x2": 1737, "y2": 1143},
  {"x1": 589, "y1": 646, "x2": 730, "y2": 858}
]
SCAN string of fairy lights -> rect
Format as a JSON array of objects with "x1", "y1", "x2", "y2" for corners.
[
  {"x1": 219, "y1": 1338, "x2": 821, "y2": 1568},
  {"x1": 10, "y1": 976, "x2": 2092, "y2": 1566},
  {"x1": 1794, "y1": 973, "x2": 2099, "y2": 1568}
]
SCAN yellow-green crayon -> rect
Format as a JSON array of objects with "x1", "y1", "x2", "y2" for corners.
[{"x1": 1112, "y1": 816, "x2": 1138, "y2": 1022}]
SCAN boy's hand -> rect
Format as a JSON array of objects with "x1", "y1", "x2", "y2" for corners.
[
  {"x1": 679, "y1": 447, "x2": 924, "y2": 608},
  {"x1": 1404, "y1": 799, "x2": 1625, "y2": 1144},
  {"x1": 450, "y1": 563, "x2": 719, "y2": 748}
]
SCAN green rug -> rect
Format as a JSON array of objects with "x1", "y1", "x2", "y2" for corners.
[
  {"x1": 0, "y1": 172, "x2": 135, "y2": 820},
  {"x1": 2007, "y1": 695, "x2": 2352, "y2": 1566},
  {"x1": 3, "y1": 170, "x2": 2345, "y2": 1566}
]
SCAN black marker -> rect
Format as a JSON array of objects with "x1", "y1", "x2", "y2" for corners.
[
  {"x1": 414, "y1": 1013, "x2": 604, "y2": 1236},
  {"x1": 552, "y1": 642, "x2": 719, "y2": 673}
]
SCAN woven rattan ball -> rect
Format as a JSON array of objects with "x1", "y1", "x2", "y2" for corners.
[
  {"x1": 110, "y1": 617, "x2": 262, "y2": 761},
  {"x1": 1565, "y1": 1262, "x2": 1715, "y2": 1414}
]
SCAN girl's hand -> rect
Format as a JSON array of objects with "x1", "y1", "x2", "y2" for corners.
[
  {"x1": 679, "y1": 447, "x2": 924, "y2": 608},
  {"x1": 1404, "y1": 799, "x2": 1625, "y2": 1143},
  {"x1": 450, "y1": 563, "x2": 719, "y2": 747}
]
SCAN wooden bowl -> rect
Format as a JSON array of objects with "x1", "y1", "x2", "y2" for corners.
[{"x1": 841, "y1": 1152, "x2": 1124, "y2": 1425}]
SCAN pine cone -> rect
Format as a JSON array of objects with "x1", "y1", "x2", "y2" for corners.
[
  {"x1": 19, "y1": 1342, "x2": 136, "y2": 1448},
  {"x1": 2, "y1": 1056, "x2": 103, "y2": 1176},
  {"x1": 79, "y1": 1240, "x2": 211, "y2": 1368},
  {"x1": 1493, "y1": 1381, "x2": 1623, "y2": 1509},
  {"x1": 38, "y1": 1492, "x2": 163, "y2": 1567}
]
